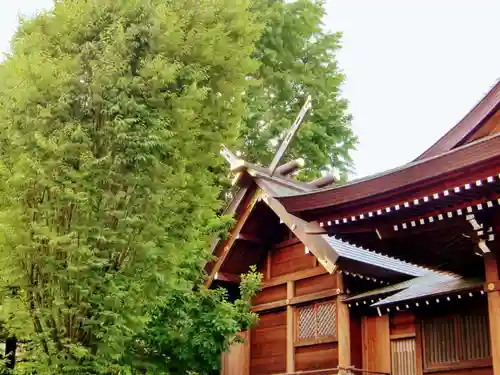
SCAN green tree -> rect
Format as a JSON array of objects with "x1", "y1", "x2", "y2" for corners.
[
  {"x1": 0, "y1": 0, "x2": 261, "y2": 373},
  {"x1": 130, "y1": 269, "x2": 261, "y2": 374},
  {"x1": 242, "y1": 0, "x2": 357, "y2": 179}
]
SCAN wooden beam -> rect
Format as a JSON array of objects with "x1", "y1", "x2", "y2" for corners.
[
  {"x1": 205, "y1": 189, "x2": 261, "y2": 287},
  {"x1": 337, "y1": 272, "x2": 351, "y2": 369},
  {"x1": 251, "y1": 299, "x2": 287, "y2": 313},
  {"x1": 273, "y1": 238, "x2": 301, "y2": 249},
  {"x1": 486, "y1": 280, "x2": 500, "y2": 293},
  {"x1": 261, "y1": 194, "x2": 338, "y2": 273},
  {"x1": 262, "y1": 264, "x2": 327, "y2": 289},
  {"x1": 485, "y1": 253, "x2": 500, "y2": 375},
  {"x1": 265, "y1": 251, "x2": 271, "y2": 280},
  {"x1": 268, "y1": 95, "x2": 312, "y2": 175},
  {"x1": 286, "y1": 281, "x2": 295, "y2": 374},
  {"x1": 289, "y1": 289, "x2": 339, "y2": 306},
  {"x1": 252, "y1": 288, "x2": 340, "y2": 313},
  {"x1": 214, "y1": 272, "x2": 240, "y2": 284},
  {"x1": 237, "y1": 233, "x2": 266, "y2": 246}
]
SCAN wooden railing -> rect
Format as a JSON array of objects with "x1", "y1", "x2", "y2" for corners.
[{"x1": 274, "y1": 367, "x2": 390, "y2": 375}]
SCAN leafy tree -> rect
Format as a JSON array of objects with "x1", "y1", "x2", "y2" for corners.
[
  {"x1": 242, "y1": 0, "x2": 357, "y2": 179},
  {"x1": 129, "y1": 269, "x2": 261, "y2": 374},
  {"x1": 0, "y1": 0, "x2": 261, "y2": 373}
]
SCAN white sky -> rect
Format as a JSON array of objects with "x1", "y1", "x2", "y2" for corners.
[{"x1": 1, "y1": 1, "x2": 499, "y2": 178}]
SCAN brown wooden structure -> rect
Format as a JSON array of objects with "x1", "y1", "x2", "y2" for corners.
[{"x1": 209, "y1": 80, "x2": 500, "y2": 375}]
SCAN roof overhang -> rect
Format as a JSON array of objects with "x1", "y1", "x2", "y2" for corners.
[
  {"x1": 416, "y1": 80, "x2": 500, "y2": 160},
  {"x1": 278, "y1": 132, "x2": 500, "y2": 217}
]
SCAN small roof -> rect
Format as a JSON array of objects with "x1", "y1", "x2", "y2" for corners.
[
  {"x1": 324, "y1": 236, "x2": 432, "y2": 278},
  {"x1": 345, "y1": 273, "x2": 482, "y2": 308}
]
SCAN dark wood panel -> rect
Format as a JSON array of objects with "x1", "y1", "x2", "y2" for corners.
[
  {"x1": 295, "y1": 272, "x2": 338, "y2": 297},
  {"x1": 254, "y1": 310, "x2": 286, "y2": 330},
  {"x1": 250, "y1": 355, "x2": 286, "y2": 375},
  {"x1": 251, "y1": 311, "x2": 286, "y2": 375},
  {"x1": 295, "y1": 342, "x2": 338, "y2": 371},
  {"x1": 252, "y1": 284, "x2": 287, "y2": 305},
  {"x1": 271, "y1": 242, "x2": 313, "y2": 278},
  {"x1": 390, "y1": 311, "x2": 416, "y2": 337},
  {"x1": 350, "y1": 312, "x2": 363, "y2": 369},
  {"x1": 430, "y1": 367, "x2": 493, "y2": 375}
]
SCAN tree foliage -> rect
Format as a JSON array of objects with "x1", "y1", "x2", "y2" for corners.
[
  {"x1": 242, "y1": 0, "x2": 356, "y2": 179},
  {"x1": 131, "y1": 269, "x2": 261, "y2": 374},
  {"x1": 0, "y1": 0, "x2": 261, "y2": 373}
]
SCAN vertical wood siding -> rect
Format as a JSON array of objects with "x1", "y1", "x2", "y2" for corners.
[
  {"x1": 423, "y1": 310, "x2": 491, "y2": 369},
  {"x1": 391, "y1": 338, "x2": 417, "y2": 375}
]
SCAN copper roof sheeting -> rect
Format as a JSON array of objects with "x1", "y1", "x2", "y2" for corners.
[
  {"x1": 277, "y1": 132, "x2": 500, "y2": 213},
  {"x1": 324, "y1": 236, "x2": 433, "y2": 278},
  {"x1": 345, "y1": 273, "x2": 482, "y2": 308}
]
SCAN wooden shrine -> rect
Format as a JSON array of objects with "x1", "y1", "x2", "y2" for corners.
[{"x1": 208, "y1": 81, "x2": 500, "y2": 375}]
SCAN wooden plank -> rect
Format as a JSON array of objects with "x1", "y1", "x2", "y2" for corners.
[
  {"x1": 362, "y1": 315, "x2": 391, "y2": 374},
  {"x1": 295, "y1": 273, "x2": 338, "y2": 297},
  {"x1": 253, "y1": 284, "x2": 287, "y2": 306},
  {"x1": 484, "y1": 253, "x2": 500, "y2": 375},
  {"x1": 273, "y1": 238, "x2": 301, "y2": 249},
  {"x1": 272, "y1": 242, "x2": 312, "y2": 278},
  {"x1": 390, "y1": 311, "x2": 416, "y2": 337},
  {"x1": 485, "y1": 280, "x2": 500, "y2": 292},
  {"x1": 214, "y1": 272, "x2": 240, "y2": 283},
  {"x1": 252, "y1": 300, "x2": 287, "y2": 313},
  {"x1": 266, "y1": 251, "x2": 272, "y2": 280},
  {"x1": 268, "y1": 95, "x2": 312, "y2": 175},
  {"x1": 337, "y1": 272, "x2": 351, "y2": 369},
  {"x1": 289, "y1": 289, "x2": 340, "y2": 306},
  {"x1": 251, "y1": 311, "x2": 286, "y2": 375},
  {"x1": 237, "y1": 233, "x2": 266, "y2": 245},
  {"x1": 261, "y1": 194, "x2": 338, "y2": 273},
  {"x1": 414, "y1": 317, "x2": 423, "y2": 375},
  {"x1": 205, "y1": 189, "x2": 261, "y2": 287},
  {"x1": 286, "y1": 281, "x2": 295, "y2": 373},
  {"x1": 294, "y1": 343, "x2": 338, "y2": 372},
  {"x1": 252, "y1": 289, "x2": 340, "y2": 314},
  {"x1": 221, "y1": 330, "x2": 250, "y2": 375},
  {"x1": 390, "y1": 333, "x2": 416, "y2": 340},
  {"x1": 350, "y1": 312, "x2": 363, "y2": 370},
  {"x1": 262, "y1": 267, "x2": 328, "y2": 289}
]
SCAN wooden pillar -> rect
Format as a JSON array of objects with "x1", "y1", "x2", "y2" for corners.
[
  {"x1": 337, "y1": 273, "x2": 351, "y2": 370},
  {"x1": 220, "y1": 331, "x2": 250, "y2": 375},
  {"x1": 485, "y1": 253, "x2": 500, "y2": 375},
  {"x1": 286, "y1": 281, "x2": 295, "y2": 373}
]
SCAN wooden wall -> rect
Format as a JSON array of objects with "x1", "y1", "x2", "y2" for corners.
[
  {"x1": 250, "y1": 311, "x2": 286, "y2": 375},
  {"x1": 249, "y1": 239, "x2": 340, "y2": 375},
  {"x1": 386, "y1": 308, "x2": 494, "y2": 375}
]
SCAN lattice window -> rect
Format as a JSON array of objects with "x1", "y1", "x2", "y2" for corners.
[
  {"x1": 423, "y1": 309, "x2": 491, "y2": 370},
  {"x1": 297, "y1": 301, "x2": 337, "y2": 343}
]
